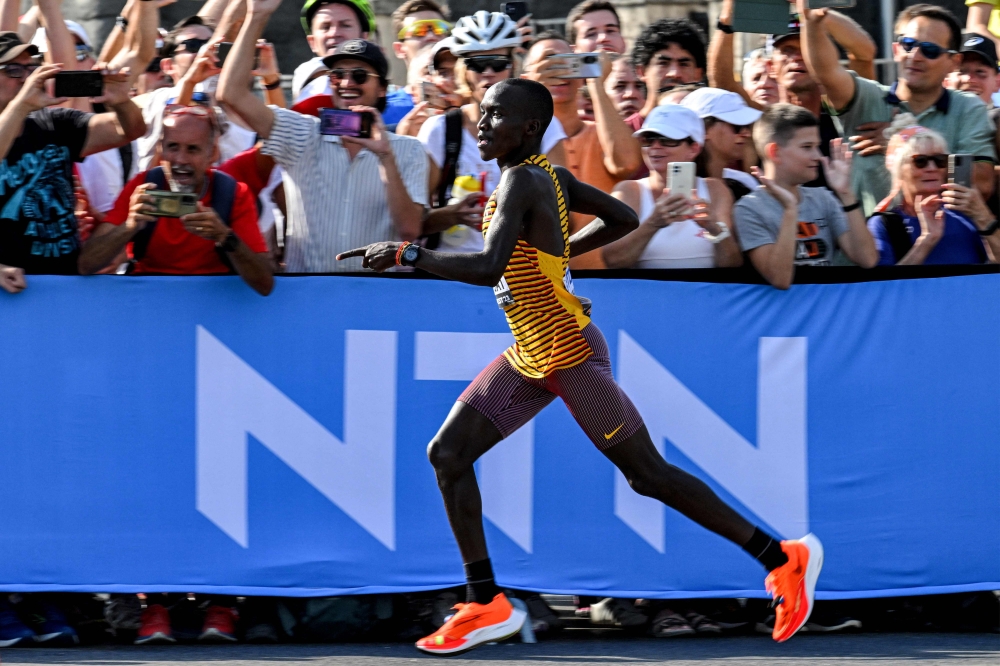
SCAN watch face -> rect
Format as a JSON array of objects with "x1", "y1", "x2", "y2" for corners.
[{"x1": 403, "y1": 246, "x2": 419, "y2": 263}]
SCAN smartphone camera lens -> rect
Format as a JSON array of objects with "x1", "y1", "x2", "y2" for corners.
[{"x1": 583, "y1": 55, "x2": 597, "y2": 64}]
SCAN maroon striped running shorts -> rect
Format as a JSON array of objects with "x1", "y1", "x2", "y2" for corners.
[{"x1": 458, "y1": 324, "x2": 644, "y2": 450}]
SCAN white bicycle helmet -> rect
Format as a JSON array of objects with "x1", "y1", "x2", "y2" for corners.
[{"x1": 450, "y1": 11, "x2": 521, "y2": 55}]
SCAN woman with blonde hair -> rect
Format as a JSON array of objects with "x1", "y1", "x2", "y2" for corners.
[{"x1": 867, "y1": 125, "x2": 1000, "y2": 264}]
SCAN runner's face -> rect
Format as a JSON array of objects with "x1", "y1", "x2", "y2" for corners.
[
  {"x1": 477, "y1": 87, "x2": 532, "y2": 161},
  {"x1": 573, "y1": 10, "x2": 625, "y2": 54}
]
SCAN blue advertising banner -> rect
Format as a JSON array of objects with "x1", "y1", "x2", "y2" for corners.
[{"x1": 0, "y1": 275, "x2": 997, "y2": 600}]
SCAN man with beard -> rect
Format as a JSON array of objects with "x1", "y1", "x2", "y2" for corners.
[{"x1": 79, "y1": 107, "x2": 274, "y2": 297}]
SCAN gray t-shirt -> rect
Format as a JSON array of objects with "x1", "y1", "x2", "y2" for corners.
[{"x1": 734, "y1": 186, "x2": 850, "y2": 266}]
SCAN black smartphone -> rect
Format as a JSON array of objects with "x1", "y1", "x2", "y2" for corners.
[
  {"x1": 732, "y1": 0, "x2": 791, "y2": 36},
  {"x1": 501, "y1": 2, "x2": 529, "y2": 23},
  {"x1": 216, "y1": 42, "x2": 233, "y2": 67},
  {"x1": 319, "y1": 108, "x2": 373, "y2": 139},
  {"x1": 53, "y1": 71, "x2": 103, "y2": 98},
  {"x1": 948, "y1": 154, "x2": 973, "y2": 188}
]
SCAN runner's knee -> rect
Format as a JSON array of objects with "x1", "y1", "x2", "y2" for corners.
[{"x1": 426, "y1": 438, "x2": 467, "y2": 479}]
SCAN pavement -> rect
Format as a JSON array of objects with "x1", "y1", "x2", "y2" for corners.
[{"x1": 2, "y1": 634, "x2": 999, "y2": 666}]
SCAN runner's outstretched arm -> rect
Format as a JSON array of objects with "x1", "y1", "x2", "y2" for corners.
[
  {"x1": 337, "y1": 166, "x2": 535, "y2": 286},
  {"x1": 557, "y1": 165, "x2": 639, "y2": 257}
]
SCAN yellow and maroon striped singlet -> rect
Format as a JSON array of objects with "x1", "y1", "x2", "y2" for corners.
[{"x1": 482, "y1": 155, "x2": 592, "y2": 379}]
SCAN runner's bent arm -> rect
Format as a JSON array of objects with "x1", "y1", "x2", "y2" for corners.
[{"x1": 557, "y1": 165, "x2": 639, "y2": 257}]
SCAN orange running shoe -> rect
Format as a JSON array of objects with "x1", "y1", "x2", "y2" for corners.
[
  {"x1": 765, "y1": 533, "x2": 824, "y2": 643},
  {"x1": 415, "y1": 593, "x2": 526, "y2": 655}
]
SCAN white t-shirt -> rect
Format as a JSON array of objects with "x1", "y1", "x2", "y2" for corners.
[
  {"x1": 77, "y1": 146, "x2": 137, "y2": 214},
  {"x1": 723, "y1": 167, "x2": 758, "y2": 191},
  {"x1": 416, "y1": 112, "x2": 567, "y2": 254},
  {"x1": 635, "y1": 176, "x2": 715, "y2": 269},
  {"x1": 292, "y1": 57, "x2": 330, "y2": 102}
]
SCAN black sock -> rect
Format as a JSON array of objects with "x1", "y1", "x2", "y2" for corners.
[
  {"x1": 742, "y1": 527, "x2": 789, "y2": 572},
  {"x1": 464, "y1": 558, "x2": 501, "y2": 604}
]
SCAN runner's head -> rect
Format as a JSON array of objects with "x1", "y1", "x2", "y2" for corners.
[{"x1": 476, "y1": 78, "x2": 552, "y2": 162}]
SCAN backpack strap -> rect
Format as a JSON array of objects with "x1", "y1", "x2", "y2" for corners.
[
  {"x1": 131, "y1": 167, "x2": 168, "y2": 261},
  {"x1": 209, "y1": 170, "x2": 238, "y2": 271},
  {"x1": 875, "y1": 211, "x2": 914, "y2": 263},
  {"x1": 118, "y1": 142, "x2": 133, "y2": 187},
  {"x1": 437, "y1": 107, "x2": 464, "y2": 207}
]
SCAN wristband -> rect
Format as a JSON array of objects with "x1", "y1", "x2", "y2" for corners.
[
  {"x1": 395, "y1": 241, "x2": 412, "y2": 266},
  {"x1": 218, "y1": 231, "x2": 240, "y2": 253},
  {"x1": 263, "y1": 78, "x2": 282, "y2": 90},
  {"x1": 716, "y1": 21, "x2": 734, "y2": 35},
  {"x1": 841, "y1": 201, "x2": 861, "y2": 213},
  {"x1": 978, "y1": 219, "x2": 1000, "y2": 237}
]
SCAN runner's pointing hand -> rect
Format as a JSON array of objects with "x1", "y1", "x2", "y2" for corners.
[{"x1": 337, "y1": 241, "x2": 402, "y2": 271}]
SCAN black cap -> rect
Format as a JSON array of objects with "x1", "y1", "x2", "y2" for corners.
[
  {"x1": 960, "y1": 32, "x2": 999, "y2": 71},
  {"x1": 767, "y1": 14, "x2": 802, "y2": 53},
  {"x1": 321, "y1": 39, "x2": 388, "y2": 80},
  {"x1": 0, "y1": 31, "x2": 38, "y2": 64}
]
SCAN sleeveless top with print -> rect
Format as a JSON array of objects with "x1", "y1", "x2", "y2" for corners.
[{"x1": 481, "y1": 154, "x2": 592, "y2": 378}]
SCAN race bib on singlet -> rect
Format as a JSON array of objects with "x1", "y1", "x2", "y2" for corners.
[{"x1": 493, "y1": 276, "x2": 515, "y2": 308}]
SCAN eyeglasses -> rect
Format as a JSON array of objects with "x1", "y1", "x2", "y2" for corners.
[
  {"x1": 0, "y1": 62, "x2": 40, "y2": 79},
  {"x1": 639, "y1": 135, "x2": 690, "y2": 148},
  {"x1": 75, "y1": 44, "x2": 93, "y2": 62},
  {"x1": 897, "y1": 37, "x2": 957, "y2": 60},
  {"x1": 331, "y1": 68, "x2": 376, "y2": 85},
  {"x1": 910, "y1": 153, "x2": 948, "y2": 169},
  {"x1": 463, "y1": 56, "x2": 512, "y2": 74},
  {"x1": 176, "y1": 38, "x2": 208, "y2": 55},
  {"x1": 398, "y1": 19, "x2": 451, "y2": 40}
]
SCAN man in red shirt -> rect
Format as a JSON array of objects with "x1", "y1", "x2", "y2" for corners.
[{"x1": 79, "y1": 106, "x2": 274, "y2": 295}]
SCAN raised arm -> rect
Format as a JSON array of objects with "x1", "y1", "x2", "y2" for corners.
[
  {"x1": 198, "y1": 0, "x2": 231, "y2": 24},
  {"x1": 797, "y1": 0, "x2": 856, "y2": 111},
  {"x1": 558, "y1": 165, "x2": 639, "y2": 256},
  {"x1": 81, "y1": 69, "x2": 147, "y2": 156},
  {"x1": 588, "y1": 52, "x2": 642, "y2": 177},
  {"x1": 98, "y1": 0, "x2": 134, "y2": 65},
  {"x1": 707, "y1": 0, "x2": 763, "y2": 110},
  {"x1": 213, "y1": 0, "x2": 248, "y2": 44},
  {"x1": 216, "y1": 0, "x2": 276, "y2": 139},
  {"x1": 824, "y1": 10, "x2": 877, "y2": 80},
  {"x1": 109, "y1": 0, "x2": 160, "y2": 87},
  {"x1": 0, "y1": 0, "x2": 19, "y2": 32},
  {"x1": 36, "y1": 0, "x2": 76, "y2": 70}
]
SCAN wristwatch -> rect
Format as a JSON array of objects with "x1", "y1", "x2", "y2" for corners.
[
  {"x1": 704, "y1": 221, "x2": 732, "y2": 244},
  {"x1": 978, "y1": 219, "x2": 1000, "y2": 237},
  {"x1": 218, "y1": 231, "x2": 240, "y2": 253},
  {"x1": 716, "y1": 21, "x2": 734, "y2": 35},
  {"x1": 400, "y1": 242, "x2": 421, "y2": 267}
]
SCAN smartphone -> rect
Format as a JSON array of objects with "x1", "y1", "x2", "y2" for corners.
[
  {"x1": 146, "y1": 190, "x2": 198, "y2": 218},
  {"x1": 667, "y1": 162, "x2": 696, "y2": 197},
  {"x1": 501, "y1": 2, "x2": 529, "y2": 23},
  {"x1": 732, "y1": 0, "x2": 792, "y2": 35},
  {"x1": 807, "y1": 0, "x2": 856, "y2": 7},
  {"x1": 53, "y1": 71, "x2": 103, "y2": 98},
  {"x1": 948, "y1": 154, "x2": 973, "y2": 188},
  {"x1": 420, "y1": 80, "x2": 447, "y2": 109},
  {"x1": 548, "y1": 53, "x2": 602, "y2": 79},
  {"x1": 216, "y1": 42, "x2": 233, "y2": 67},
  {"x1": 319, "y1": 108, "x2": 373, "y2": 139}
]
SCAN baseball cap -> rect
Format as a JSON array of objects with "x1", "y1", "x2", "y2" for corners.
[
  {"x1": 0, "y1": 31, "x2": 38, "y2": 64},
  {"x1": 322, "y1": 39, "x2": 389, "y2": 80},
  {"x1": 681, "y1": 87, "x2": 763, "y2": 126},
  {"x1": 634, "y1": 104, "x2": 705, "y2": 144},
  {"x1": 431, "y1": 37, "x2": 455, "y2": 69},
  {"x1": 766, "y1": 13, "x2": 801, "y2": 54},
  {"x1": 31, "y1": 20, "x2": 93, "y2": 53},
  {"x1": 301, "y1": 0, "x2": 376, "y2": 35},
  {"x1": 960, "y1": 32, "x2": 999, "y2": 71}
]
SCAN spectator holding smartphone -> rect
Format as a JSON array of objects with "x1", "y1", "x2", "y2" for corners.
[
  {"x1": 734, "y1": 104, "x2": 878, "y2": 289},
  {"x1": 79, "y1": 106, "x2": 274, "y2": 295},
  {"x1": 867, "y1": 126, "x2": 1000, "y2": 264},
  {"x1": 0, "y1": 33, "x2": 145, "y2": 293},
  {"x1": 603, "y1": 104, "x2": 742, "y2": 269},
  {"x1": 219, "y1": 0, "x2": 428, "y2": 273}
]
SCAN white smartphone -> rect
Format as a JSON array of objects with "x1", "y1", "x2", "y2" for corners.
[
  {"x1": 548, "y1": 53, "x2": 602, "y2": 79},
  {"x1": 667, "y1": 162, "x2": 696, "y2": 197}
]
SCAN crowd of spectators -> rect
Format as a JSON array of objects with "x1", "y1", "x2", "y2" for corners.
[{"x1": 0, "y1": 0, "x2": 997, "y2": 647}]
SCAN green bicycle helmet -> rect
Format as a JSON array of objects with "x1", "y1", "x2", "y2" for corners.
[{"x1": 300, "y1": 0, "x2": 376, "y2": 35}]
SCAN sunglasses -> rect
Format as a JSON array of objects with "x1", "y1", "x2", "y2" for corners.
[
  {"x1": 75, "y1": 44, "x2": 93, "y2": 62},
  {"x1": 463, "y1": 56, "x2": 512, "y2": 74},
  {"x1": 331, "y1": 68, "x2": 376, "y2": 85},
  {"x1": 639, "y1": 135, "x2": 689, "y2": 148},
  {"x1": 177, "y1": 38, "x2": 208, "y2": 55},
  {"x1": 910, "y1": 153, "x2": 948, "y2": 169},
  {"x1": 398, "y1": 19, "x2": 451, "y2": 40},
  {"x1": 897, "y1": 37, "x2": 957, "y2": 60},
  {"x1": 0, "y1": 62, "x2": 40, "y2": 79},
  {"x1": 164, "y1": 103, "x2": 221, "y2": 131}
]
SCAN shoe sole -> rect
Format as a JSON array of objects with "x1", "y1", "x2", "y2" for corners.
[
  {"x1": 199, "y1": 628, "x2": 238, "y2": 642},
  {"x1": 804, "y1": 619, "x2": 861, "y2": 633},
  {"x1": 134, "y1": 632, "x2": 176, "y2": 645},
  {"x1": 776, "y1": 533, "x2": 824, "y2": 642},
  {"x1": 0, "y1": 636, "x2": 35, "y2": 647},
  {"x1": 415, "y1": 606, "x2": 527, "y2": 656}
]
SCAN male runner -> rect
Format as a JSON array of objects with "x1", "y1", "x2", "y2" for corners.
[{"x1": 338, "y1": 78, "x2": 823, "y2": 655}]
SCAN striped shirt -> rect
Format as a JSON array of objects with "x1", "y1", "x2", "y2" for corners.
[
  {"x1": 261, "y1": 106, "x2": 429, "y2": 272},
  {"x1": 483, "y1": 155, "x2": 592, "y2": 378}
]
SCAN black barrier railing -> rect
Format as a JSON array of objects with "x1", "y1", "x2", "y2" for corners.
[{"x1": 280, "y1": 264, "x2": 999, "y2": 284}]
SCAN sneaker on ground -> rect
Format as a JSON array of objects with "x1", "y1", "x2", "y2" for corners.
[
  {"x1": 0, "y1": 600, "x2": 36, "y2": 647},
  {"x1": 765, "y1": 533, "x2": 824, "y2": 642},
  {"x1": 804, "y1": 616, "x2": 861, "y2": 632},
  {"x1": 650, "y1": 609, "x2": 695, "y2": 637},
  {"x1": 685, "y1": 611, "x2": 722, "y2": 635},
  {"x1": 415, "y1": 593, "x2": 526, "y2": 655},
  {"x1": 30, "y1": 603, "x2": 79, "y2": 645},
  {"x1": 521, "y1": 594, "x2": 564, "y2": 633},
  {"x1": 590, "y1": 598, "x2": 647, "y2": 628},
  {"x1": 199, "y1": 605, "x2": 238, "y2": 642},
  {"x1": 135, "y1": 604, "x2": 175, "y2": 645}
]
